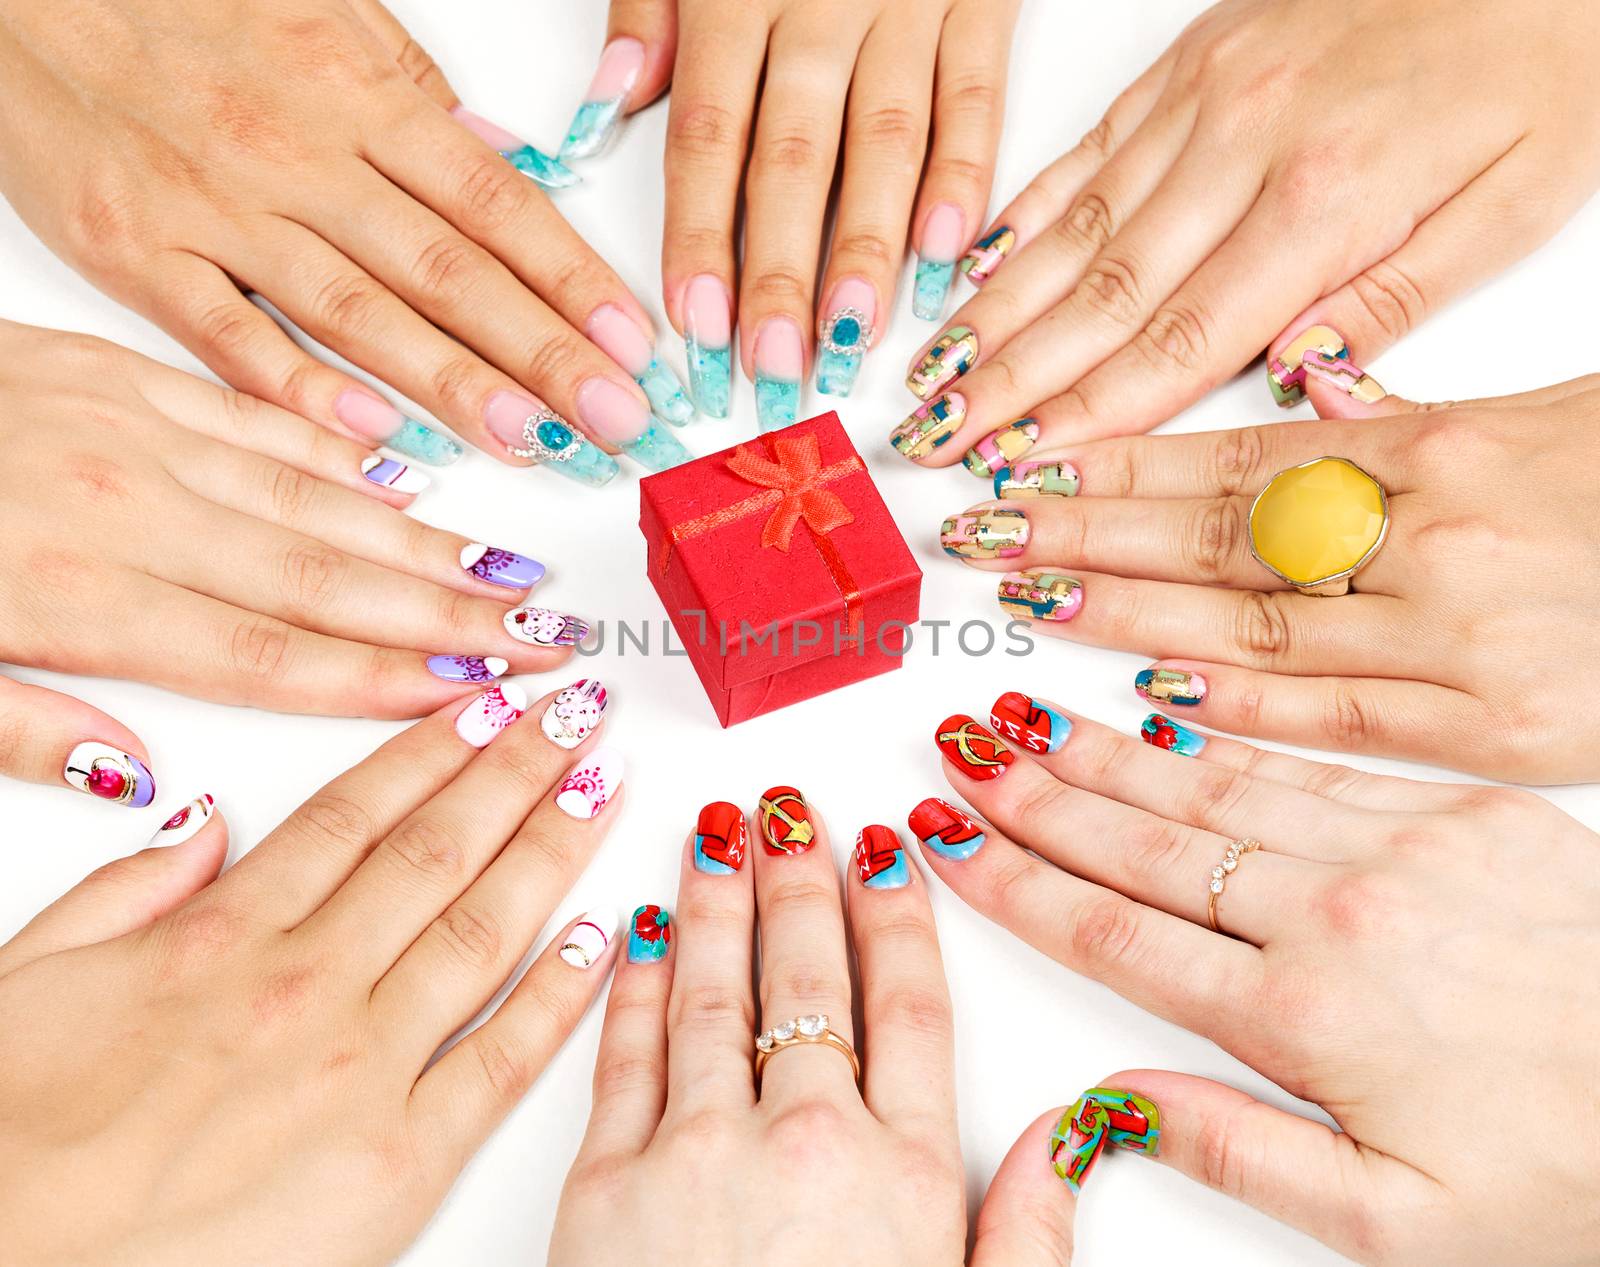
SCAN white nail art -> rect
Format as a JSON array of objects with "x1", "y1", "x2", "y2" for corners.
[
  {"x1": 455, "y1": 682, "x2": 529, "y2": 748},
  {"x1": 361, "y1": 454, "x2": 431, "y2": 493},
  {"x1": 541, "y1": 678, "x2": 608, "y2": 748},
  {"x1": 559, "y1": 907, "x2": 619, "y2": 968},
  {"x1": 150, "y1": 794, "x2": 215, "y2": 846},
  {"x1": 555, "y1": 746, "x2": 622, "y2": 820},
  {"x1": 460, "y1": 543, "x2": 489, "y2": 571},
  {"x1": 504, "y1": 606, "x2": 589, "y2": 646},
  {"x1": 483, "y1": 657, "x2": 510, "y2": 677}
]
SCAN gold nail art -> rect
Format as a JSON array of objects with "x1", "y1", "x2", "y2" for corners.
[
  {"x1": 940, "y1": 508, "x2": 1028, "y2": 559},
  {"x1": 907, "y1": 326, "x2": 978, "y2": 400},
  {"x1": 994, "y1": 460, "x2": 1080, "y2": 498},
  {"x1": 891, "y1": 392, "x2": 966, "y2": 462},
  {"x1": 962, "y1": 418, "x2": 1039, "y2": 479}
]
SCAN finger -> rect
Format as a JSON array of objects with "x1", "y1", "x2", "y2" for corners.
[
  {"x1": 971, "y1": 1109, "x2": 1078, "y2": 1267},
  {"x1": 558, "y1": 11, "x2": 675, "y2": 160},
  {"x1": 344, "y1": 0, "x2": 460, "y2": 108},
  {"x1": 0, "y1": 677, "x2": 152, "y2": 805},
  {"x1": 1303, "y1": 357, "x2": 1600, "y2": 422}
]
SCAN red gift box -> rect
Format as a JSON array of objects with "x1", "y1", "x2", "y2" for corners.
[{"x1": 639, "y1": 412, "x2": 922, "y2": 727}]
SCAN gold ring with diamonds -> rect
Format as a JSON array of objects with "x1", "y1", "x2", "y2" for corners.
[
  {"x1": 754, "y1": 1014, "x2": 860, "y2": 1086},
  {"x1": 1248, "y1": 456, "x2": 1388, "y2": 596},
  {"x1": 1207, "y1": 838, "x2": 1260, "y2": 934}
]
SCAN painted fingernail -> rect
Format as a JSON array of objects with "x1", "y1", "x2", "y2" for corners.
[
  {"x1": 556, "y1": 745, "x2": 623, "y2": 820},
  {"x1": 63, "y1": 742, "x2": 155, "y2": 808},
  {"x1": 361, "y1": 454, "x2": 430, "y2": 493},
  {"x1": 941, "y1": 507, "x2": 1028, "y2": 560},
  {"x1": 961, "y1": 225, "x2": 1015, "y2": 284},
  {"x1": 1302, "y1": 348, "x2": 1387, "y2": 404},
  {"x1": 995, "y1": 459, "x2": 1080, "y2": 499},
  {"x1": 755, "y1": 316, "x2": 804, "y2": 434},
  {"x1": 426, "y1": 655, "x2": 509, "y2": 683},
  {"x1": 693, "y1": 800, "x2": 748, "y2": 874},
  {"x1": 934, "y1": 714, "x2": 1014, "y2": 781},
  {"x1": 1140, "y1": 712, "x2": 1207, "y2": 756},
  {"x1": 1049, "y1": 1088, "x2": 1161, "y2": 1194},
  {"x1": 151, "y1": 794, "x2": 214, "y2": 845},
  {"x1": 485, "y1": 390, "x2": 619, "y2": 486},
  {"x1": 561, "y1": 37, "x2": 645, "y2": 160},
  {"x1": 990, "y1": 692, "x2": 1072, "y2": 754},
  {"x1": 576, "y1": 376, "x2": 693, "y2": 472},
  {"x1": 541, "y1": 678, "x2": 608, "y2": 748},
  {"x1": 998, "y1": 570, "x2": 1083, "y2": 622},
  {"x1": 560, "y1": 907, "x2": 619, "y2": 968},
  {"x1": 816, "y1": 278, "x2": 876, "y2": 398},
  {"x1": 460, "y1": 542, "x2": 546, "y2": 589},
  {"x1": 908, "y1": 797, "x2": 986, "y2": 860},
  {"x1": 627, "y1": 903, "x2": 672, "y2": 962},
  {"x1": 913, "y1": 202, "x2": 965, "y2": 320},
  {"x1": 1135, "y1": 668, "x2": 1207, "y2": 707},
  {"x1": 454, "y1": 682, "x2": 528, "y2": 748},
  {"x1": 1267, "y1": 324, "x2": 1347, "y2": 407},
  {"x1": 586, "y1": 304, "x2": 695, "y2": 426},
  {"x1": 451, "y1": 105, "x2": 579, "y2": 190},
  {"x1": 855, "y1": 825, "x2": 910, "y2": 889},
  {"x1": 963, "y1": 419, "x2": 1039, "y2": 480},
  {"x1": 890, "y1": 392, "x2": 966, "y2": 462},
  {"x1": 758, "y1": 785, "x2": 816, "y2": 855},
  {"x1": 907, "y1": 325, "x2": 978, "y2": 400},
  {"x1": 684, "y1": 274, "x2": 733, "y2": 419},
  {"x1": 335, "y1": 388, "x2": 462, "y2": 466},
  {"x1": 505, "y1": 606, "x2": 589, "y2": 647}
]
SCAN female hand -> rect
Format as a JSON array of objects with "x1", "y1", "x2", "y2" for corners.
[
  {"x1": 913, "y1": 700, "x2": 1600, "y2": 1264},
  {"x1": 889, "y1": 0, "x2": 1600, "y2": 468},
  {"x1": 0, "y1": 0, "x2": 695, "y2": 481},
  {"x1": 559, "y1": 0, "x2": 1020, "y2": 429},
  {"x1": 935, "y1": 366, "x2": 1600, "y2": 783},
  {"x1": 0, "y1": 321, "x2": 592, "y2": 805},
  {"x1": 0, "y1": 679, "x2": 623, "y2": 1264}
]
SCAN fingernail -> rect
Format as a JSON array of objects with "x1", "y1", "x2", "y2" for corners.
[
  {"x1": 426, "y1": 655, "x2": 509, "y2": 683},
  {"x1": 151, "y1": 794, "x2": 214, "y2": 845},
  {"x1": 683, "y1": 274, "x2": 733, "y2": 419},
  {"x1": 1302, "y1": 348, "x2": 1387, "y2": 404},
  {"x1": 1141, "y1": 713, "x2": 1207, "y2": 756},
  {"x1": 907, "y1": 325, "x2": 978, "y2": 400},
  {"x1": 586, "y1": 304, "x2": 695, "y2": 426},
  {"x1": 460, "y1": 542, "x2": 546, "y2": 589},
  {"x1": 556, "y1": 745, "x2": 623, "y2": 820},
  {"x1": 990, "y1": 692, "x2": 1072, "y2": 754},
  {"x1": 855, "y1": 825, "x2": 910, "y2": 889},
  {"x1": 454, "y1": 682, "x2": 528, "y2": 748},
  {"x1": 576, "y1": 376, "x2": 693, "y2": 471},
  {"x1": 693, "y1": 800, "x2": 748, "y2": 874},
  {"x1": 908, "y1": 797, "x2": 986, "y2": 860},
  {"x1": 890, "y1": 392, "x2": 966, "y2": 462},
  {"x1": 1049, "y1": 1089, "x2": 1161, "y2": 1194},
  {"x1": 1267, "y1": 324, "x2": 1347, "y2": 407},
  {"x1": 963, "y1": 418, "x2": 1039, "y2": 480},
  {"x1": 758, "y1": 785, "x2": 816, "y2": 855},
  {"x1": 941, "y1": 507, "x2": 1028, "y2": 560},
  {"x1": 560, "y1": 907, "x2": 619, "y2": 968},
  {"x1": 754, "y1": 317, "x2": 804, "y2": 434},
  {"x1": 961, "y1": 225, "x2": 1016, "y2": 284},
  {"x1": 335, "y1": 388, "x2": 462, "y2": 466},
  {"x1": 451, "y1": 105, "x2": 579, "y2": 190},
  {"x1": 995, "y1": 459, "x2": 1080, "y2": 499},
  {"x1": 627, "y1": 903, "x2": 672, "y2": 962},
  {"x1": 998, "y1": 570, "x2": 1083, "y2": 622},
  {"x1": 541, "y1": 678, "x2": 608, "y2": 749},
  {"x1": 561, "y1": 37, "x2": 645, "y2": 160},
  {"x1": 816, "y1": 277, "x2": 876, "y2": 398},
  {"x1": 63, "y1": 742, "x2": 155, "y2": 808},
  {"x1": 361, "y1": 454, "x2": 430, "y2": 493},
  {"x1": 484, "y1": 390, "x2": 619, "y2": 487},
  {"x1": 934, "y1": 714, "x2": 1014, "y2": 781},
  {"x1": 505, "y1": 606, "x2": 589, "y2": 647},
  {"x1": 1135, "y1": 668, "x2": 1207, "y2": 707},
  {"x1": 913, "y1": 203, "x2": 965, "y2": 320}
]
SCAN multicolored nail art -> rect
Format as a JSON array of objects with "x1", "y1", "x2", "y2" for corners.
[
  {"x1": 454, "y1": 682, "x2": 528, "y2": 748},
  {"x1": 1135, "y1": 668, "x2": 1207, "y2": 708},
  {"x1": 998, "y1": 571, "x2": 1084, "y2": 622},
  {"x1": 684, "y1": 275, "x2": 732, "y2": 419},
  {"x1": 755, "y1": 317, "x2": 804, "y2": 434},
  {"x1": 1267, "y1": 324, "x2": 1347, "y2": 407},
  {"x1": 961, "y1": 226, "x2": 1015, "y2": 284},
  {"x1": 451, "y1": 106, "x2": 579, "y2": 190},
  {"x1": 816, "y1": 279, "x2": 876, "y2": 399},
  {"x1": 1301, "y1": 348, "x2": 1388, "y2": 404},
  {"x1": 907, "y1": 326, "x2": 978, "y2": 400},
  {"x1": 63, "y1": 742, "x2": 155, "y2": 808},
  {"x1": 427, "y1": 655, "x2": 509, "y2": 683},
  {"x1": 962, "y1": 419, "x2": 1039, "y2": 480},
  {"x1": 620, "y1": 419, "x2": 695, "y2": 471},
  {"x1": 627, "y1": 903, "x2": 672, "y2": 962},
  {"x1": 914, "y1": 203, "x2": 965, "y2": 321},
  {"x1": 504, "y1": 606, "x2": 588, "y2": 647},
  {"x1": 541, "y1": 678, "x2": 608, "y2": 749},
  {"x1": 561, "y1": 37, "x2": 645, "y2": 160},
  {"x1": 556, "y1": 746, "x2": 622, "y2": 820},
  {"x1": 694, "y1": 800, "x2": 748, "y2": 874},
  {"x1": 460, "y1": 543, "x2": 545, "y2": 590},
  {"x1": 908, "y1": 797, "x2": 986, "y2": 860},
  {"x1": 758, "y1": 785, "x2": 816, "y2": 855},
  {"x1": 994, "y1": 459, "x2": 1081, "y2": 499},
  {"x1": 1141, "y1": 712, "x2": 1207, "y2": 756},
  {"x1": 560, "y1": 908, "x2": 618, "y2": 968},
  {"x1": 941, "y1": 508, "x2": 1028, "y2": 560},
  {"x1": 990, "y1": 692, "x2": 1072, "y2": 755},
  {"x1": 1049, "y1": 1088, "x2": 1161, "y2": 1194},
  {"x1": 151, "y1": 794, "x2": 214, "y2": 846},
  {"x1": 855, "y1": 825, "x2": 909, "y2": 889},
  {"x1": 505, "y1": 407, "x2": 620, "y2": 487},
  {"x1": 934, "y1": 715, "x2": 1014, "y2": 781},
  {"x1": 360, "y1": 455, "x2": 430, "y2": 493},
  {"x1": 890, "y1": 392, "x2": 966, "y2": 462}
]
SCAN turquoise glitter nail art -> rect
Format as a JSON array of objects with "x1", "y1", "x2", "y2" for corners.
[
  {"x1": 1141, "y1": 713, "x2": 1207, "y2": 757},
  {"x1": 500, "y1": 144, "x2": 580, "y2": 190},
  {"x1": 913, "y1": 258, "x2": 956, "y2": 321},
  {"x1": 620, "y1": 419, "x2": 694, "y2": 472},
  {"x1": 637, "y1": 358, "x2": 694, "y2": 426},
  {"x1": 687, "y1": 340, "x2": 731, "y2": 419},
  {"x1": 561, "y1": 99, "x2": 624, "y2": 160},
  {"x1": 816, "y1": 306, "x2": 869, "y2": 398},
  {"x1": 385, "y1": 417, "x2": 464, "y2": 466},
  {"x1": 507, "y1": 409, "x2": 619, "y2": 487},
  {"x1": 756, "y1": 375, "x2": 800, "y2": 433}
]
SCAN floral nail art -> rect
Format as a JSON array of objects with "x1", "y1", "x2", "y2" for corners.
[
  {"x1": 758, "y1": 785, "x2": 815, "y2": 855},
  {"x1": 908, "y1": 797, "x2": 986, "y2": 860},
  {"x1": 961, "y1": 226, "x2": 1015, "y2": 283},
  {"x1": 556, "y1": 745, "x2": 622, "y2": 820},
  {"x1": 934, "y1": 714, "x2": 1014, "y2": 781},
  {"x1": 963, "y1": 419, "x2": 1039, "y2": 480},
  {"x1": 627, "y1": 903, "x2": 672, "y2": 963},
  {"x1": 541, "y1": 678, "x2": 608, "y2": 749},
  {"x1": 360, "y1": 455, "x2": 430, "y2": 493},
  {"x1": 941, "y1": 508, "x2": 1028, "y2": 560},
  {"x1": 1141, "y1": 712, "x2": 1207, "y2": 756},
  {"x1": 504, "y1": 606, "x2": 588, "y2": 647},
  {"x1": 426, "y1": 655, "x2": 509, "y2": 684},
  {"x1": 855, "y1": 825, "x2": 909, "y2": 889},
  {"x1": 560, "y1": 908, "x2": 618, "y2": 969},
  {"x1": 994, "y1": 459, "x2": 1081, "y2": 499},
  {"x1": 151, "y1": 794, "x2": 214, "y2": 845},
  {"x1": 1135, "y1": 668, "x2": 1207, "y2": 707},
  {"x1": 506, "y1": 408, "x2": 620, "y2": 487},
  {"x1": 1301, "y1": 348, "x2": 1387, "y2": 404},
  {"x1": 694, "y1": 800, "x2": 748, "y2": 874},
  {"x1": 454, "y1": 683, "x2": 528, "y2": 748},
  {"x1": 460, "y1": 543, "x2": 546, "y2": 590},
  {"x1": 907, "y1": 326, "x2": 978, "y2": 400},
  {"x1": 63, "y1": 742, "x2": 155, "y2": 808},
  {"x1": 998, "y1": 570, "x2": 1084, "y2": 622},
  {"x1": 561, "y1": 38, "x2": 645, "y2": 160},
  {"x1": 890, "y1": 392, "x2": 966, "y2": 462},
  {"x1": 1267, "y1": 324, "x2": 1347, "y2": 407},
  {"x1": 990, "y1": 692, "x2": 1072, "y2": 755},
  {"x1": 1049, "y1": 1088, "x2": 1161, "y2": 1194}
]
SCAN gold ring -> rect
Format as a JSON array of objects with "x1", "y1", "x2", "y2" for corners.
[
  {"x1": 1248, "y1": 456, "x2": 1388, "y2": 596},
  {"x1": 1207, "y1": 838, "x2": 1260, "y2": 934},
  {"x1": 754, "y1": 1014, "x2": 860, "y2": 1086}
]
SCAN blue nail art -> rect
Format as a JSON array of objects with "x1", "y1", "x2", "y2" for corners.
[
  {"x1": 384, "y1": 417, "x2": 464, "y2": 466},
  {"x1": 755, "y1": 376, "x2": 800, "y2": 433},
  {"x1": 636, "y1": 357, "x2": 695, "y2": 426},
  {"x1": 816, "y1": 307, "x2": 870, "y2": 398},
  {"x1": 561, "y1": 98, "x2": 625, "y2": 160},
  {"x1": 1141, "y1": 713, "x2": 1208, "y2": 757},
  {"x1": 507, "y1": 410, "x2": 619, "y2": 487},
  {"x1": 856, "y1": 826, "x2": 910, "y2": 889},
  {"x1": 499, "y1": 144, "x2": 580, "y2": 190},
  {"x1": 912, "y1": 258, "x2": 956, "y2": 321},
  {"x1": 627, "y1": 904, "x2": 672, "y2": 963},
  {"x1": 687, "y1": 340, "x2": 731, "y2": 419},
  {"x1": 620, "y1": 419, "x2": 694, "y2": 472}
]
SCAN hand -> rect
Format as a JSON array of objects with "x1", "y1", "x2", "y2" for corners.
[
  {"x1": 0, "y1": 0, "x2": 695, "y2": 481},
  {"x1": 562, "y1": 0, "x2": 1020, "y2": 429},
  {"x1": 888, "y1": 0, "x2": 1600, "y2": 469},
  {"x1": 0, "y1": 681, "x2": 623, "y2": 1265},
  {"x1": 935, "y1": 368, "x2": 1600, "y2": 783},
  {"x1": 913, "y1": 699, "x2": 1600, "y2": 1264}
]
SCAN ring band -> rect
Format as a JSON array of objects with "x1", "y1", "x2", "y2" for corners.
[
  {"x1": 754, "y1": 1013, "x2": 861, "y2": 1086},
  {"x1": 1207, "y1": 838, "x2": 1260, "y2": 934},
  {"x1": 1248, "y1": 456, "x2": 1389, "y2": 596}
]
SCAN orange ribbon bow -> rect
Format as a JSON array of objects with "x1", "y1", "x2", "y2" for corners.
[{"x1": 724, "y1": 433, "x2": 856, "y2": 551}]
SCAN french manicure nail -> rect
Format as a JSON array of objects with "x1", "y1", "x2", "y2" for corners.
[
  {"x1": 1141, "y1": 712, "x2": 1207, "y2": 756},
  {"x1": 361, "y1": 454, "x2": 430, "y2": 493},
  {"x1": 151, "y1": 794, "x2": 214, "y2": 845},
  {"x1": 694, "y1": 800, "x2": 748, "y2": 874},
  {"x1": 560, "y1": 908, "x2": 619, "y2": 968},
  {"x1": 556, "y1": 745, "x2": 623, "y2": 820},
  {"x1": 961, "y1": 226, "x2": 1015, "y2": 284},
  {"x1": 63, "y1": 742, "x2": 155, "y2": 808},
  {"x1": 504, "y1": 606, "x2": 588, "y2": 647},
  {"x1": 460, "y1": 542, "x2": 546, "y2": 589},
  {"x1": 754, "y1": 317, "x2": 804, "y2": 434},
  {"x1": 990, "y1": 692, "x2": 1072, "y2": 754},
  {"x1": 908, "y1": 797, "x2": 986, "y2": 860},
  {"x1": 454, "y1": 683, "x2": 528, "y2": 748},
  {"x1": 541, "y1": 678, "x2": 608, "y2": 748},
  {"x1": 934, "y1": 714, "x2": 1014, "y2": 781},
  {"x1": 855, "y1": 825, "x2": 910, "y2": 889},
  {"x1": 815, "y1": 278, "x2": 876, "y2": 398},
  {"x1": 758, "y1": 785, "x2": 816, "y2": 855},
  {"x1": 1049, "y1": 1089, "x2": 1161, "y2": 1194},
  {"x1": 335, "y1": 388, "x2": 462, "y2": 466},
  {"x1": 913, "y1": 202, "x2": 965, "y2": 320},
  {"x1": 963, "y1": 418, "x2": 1039, "y2": 480},
  {"x1": 994, "y1": 459, "x2": 1080, "y2": 499},
  {"x1": 1267, "y1": 324, "x2": 1347, "y2": 407},
  {"x1": 576, "y1": 376, "x2": 693, "y2": 471},
  {"x1": 627, "y1": 903, "x2": 672, "y2": 962},
  {"x1": 1135, "y1": 668, "x2": 1207, "y2": 707},
  {"x1": 890, "y1": 392, "x2": 966, "y2": 462},
  {"x1": 1302, "y1": 348, "x2": 1387, "y2": 404},
  {"x1": 907, "y1": 326, "x2": 978, "y2": 400},
  {"x1": 998, "y1": 570, "x2": 1083, "y2": 622},
  {"x1": 586, "y1": 304, "x2": 695, "y2": 426},
  {"x1": 941, "y1": 507, "x2": 1028, "y2": 560},
  {"x1": 684, "y1": 274, "x2": 733, "y2": 419},
  {"x1": 451, "y1": 105, "x2": 579, "y2": 190},
  {"x1": 484, "y1": 390, "x2": 619, "y2": 487},
  {"x1": 426, "y1": 655, "x2": 509, "y2": 683},
  {"x1": 561, "y1": 37, "x2": 645, "y2": 160}
]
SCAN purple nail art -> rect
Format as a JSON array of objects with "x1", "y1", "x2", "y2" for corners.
[
  {"x1": 459, "y1": 543, "x2": 546, "y2": 589},
  {"x1": 426, "y1": 655, "x2": 510, "y2": 683}
]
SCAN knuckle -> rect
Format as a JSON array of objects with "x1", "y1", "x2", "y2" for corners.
[
  {"x1": 1136, "y1": 305, "x2": 1212, "y2": 375},
  {"x1": 454, "y1": 154, "x2": 528, "y2": 231},
  {"x1": 667, "y1": 100, "x2": 745, "y2": 163},
  {"x1": 431, "y1": 902, "x2": 503, "y2": 971},
  {"x1": 1074, "y1": 255, "x2": 1146, "y2": 328},
  {"x1": 764, "y1": 1100, "x2": 853, "y2": 1174},
  {"x1": 265, "y1": 462, "x2": 319, "y2": 523},
  {"x1": 1347, "y1": 260, "x2": 1427, "y2": 345},
  {"x1": 829, "y1": 230, "x2": 897, "y2": 270},
  {"x1": 383, "y1": 818, "x2": 469, "y2": 886},
  {"x1": 1316, "y1": 869, "x2": 1402, "y2": 940},
  {"x1": 1076, "y1": 115, "x2": 1119, "y2": 163},
  {"x1": 936, "y1": 74, "x2": 1001, "y2": 122},
  {"x1": 309, "y1": 271, "x2": 384, "y2": 338},
  {"x1": 519, "y1": 336, "x2": 585, "y2": 394},
  {"x1": 876, "y1": 985, "x2": 954, "y2": 1047},
  {"x1": 227, "y1": 616, "x2": 293, "y2": 681},
  {"x1": 1233, "y1": 591, "x2": 1293, "y2": 667},
  {"x1": 1196, "y1": 1101, "x2": 1262, "y2": 1200},
  {"x1": 411, "y1": 234, "x2": 481, "y2": 299},
  {"x1": 1118, "y1": 817, "x2": 1195, "y2": 886},
  {"x1": 1055, "y1": 192, "x2": 1116, "y2": 254},
  {"x1": 755, "y1": 129, "x2": 821, "y2": 175},
  {"x1": 473, "y1": 1032, "x2": 534, "y2": 1103},
  {"x1": 276, "y1": 539, "x2": 347, "y2": 612},
  {"x1": 763, "y1": 963, "x2": 839, "y2": 1012},
  {"x1": 428, "y1": 353, "x2": 485, "y2": 416},
  {"x1": 924, "y1": 154, "x2": 989, "y2": 199},
  {"x1": 1065, "y1": 894, "x2": 1144, "y2": 972},
  {"x1": 670, "y1": 983, "x2": 755, "y2": 1033},
  {"x1": 1177, "y1": 765, "x2": 1255, "y2": 830},
  {"x1": 393, "y1": 36, "x2": 438, "y2": 85},
  {"x1": 1301, "y1": 761, "x2": 1367, "y2": 802},
  {"x1": 190, "y1": 300, "x2": 264, "y2": 360},
  {"x1": 745, "y1": 267, "x2": 810, "y2": 309},
  {"x1": 852, "y1": 103, "x2": 926, "y2": 158},
  {"x1": 1210, "y1": 427, "x2": 1268, "y2": 494},
  {"x1": 591, "y1": 1053, "x2": 662, "y2": 1108},
  {"x1": 64, "y1": 171, "x2": 145, "y2": 267},
  {"x1": 1321, "y1": 683, "x2": 1377, "y2": 749},
  {"x1": 1185, "y1": 498, "x2": 1247, "y2": 583},
  {"x1": 295, "y1": 790, "x2": 376, "y2": 844}
]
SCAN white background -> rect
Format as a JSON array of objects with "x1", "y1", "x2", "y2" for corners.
[{"x1": 3, "y1": 0, "x2": 1598, "y2": 1263}]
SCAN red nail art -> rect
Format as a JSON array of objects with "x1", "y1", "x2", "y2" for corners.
[
  {"x1": 990, "y1": 692, "x2": 1073, "y2": 755},
  {"x1": 908, "y1": 797, "x2": 986, "y2": 860},
  {"x1": 934, "y1": 714, "x2": 1014, "y2": 780},
  {"x1": 855, "y1": 824, "x2": 910, "y2": 888},
  {"x1": 694, "y1": 800, "x2": 748, "y2": 874},
  {"x1": 758, "y1": 785, "x2": 816, "y2": 854}
]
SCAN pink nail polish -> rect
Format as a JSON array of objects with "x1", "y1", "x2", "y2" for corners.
[
  {"x1": 755, "y1": 317, "x2": 805, "y2": 381},
  {"x1": 450, "y1": 105, "x2": 527, "y2": 154},
  {"x1": 484, "y1": 389, "x2": 557, "y2": 451},
  {"x1": 818, "y1": 277, "x2": 877, "y2": 341},
  {"x1": 920, "y1": 202, "x2": 967, "y2": 262},
  {"x1": 586, "y1": 304, "x2": 654, "y2": 377},
  {"x1": 575, "y1": 376, "x2": 651, "y2": 444},
  {"x1": 455, "y1": 683, "x2": 528, "y2": 748},
  {"x1": 586, "y1": 38, "x2": 646, "y2": 102},
  {"x1": 334, "y1": 387, "x2": 405, "y2": 441}
]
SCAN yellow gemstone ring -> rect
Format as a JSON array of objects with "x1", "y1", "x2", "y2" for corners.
[{"x1": 1248, "y1": 456, "x2": 1389, "y2": 596}]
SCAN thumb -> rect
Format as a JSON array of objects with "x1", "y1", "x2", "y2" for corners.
[
  {"x1": 0, "y1": 675, "x2": 155, "y2": 808},
  {"x1": 557, "y1": 1, "x2": 680, "y2": 161},
  {"x1": 971, "y1": 1109, "x2": 1078, "y2": 1267}
]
